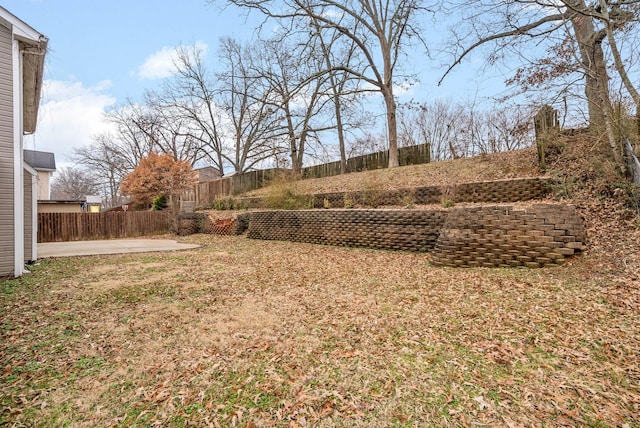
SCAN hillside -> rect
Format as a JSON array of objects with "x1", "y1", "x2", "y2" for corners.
[
  {"x1": 4, "y1": 134, "x2": 639, "y2": 427},
  {"x1": 244, "y1": 145, "x2": 542, "y2": 196},
  {"x1": 232, "y1": 134, "x2": 640, "y2": 278}
]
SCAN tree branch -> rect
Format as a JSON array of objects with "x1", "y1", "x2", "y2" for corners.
[{"x1": 439, "y1": 12, "x2": 568, "y2": 85}]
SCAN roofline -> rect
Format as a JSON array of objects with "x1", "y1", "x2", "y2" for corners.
[
  {"x1": 0, "y1": 6, "x2": 47, "y2": 44},
  {"x1": 23, "y1": 162, "x2": 37, "y2": 176},
  {"x1": 38, "y1": 199, "x2": 87, "y2": 204}
]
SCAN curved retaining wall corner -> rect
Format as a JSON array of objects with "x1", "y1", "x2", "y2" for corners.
[
  {"x1": 244, "y1": 204, "x2": 586, "y2": 268},
  {"x1": 431, "y1": 204, "x2": 586, "y2": 268}
]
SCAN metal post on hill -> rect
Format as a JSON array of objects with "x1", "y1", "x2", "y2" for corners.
[{"x1": 534, "y1": 105, "x2": 560, "y2": 171}]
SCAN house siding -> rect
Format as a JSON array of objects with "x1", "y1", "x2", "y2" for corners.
[
  {"x1": 37, "y1": 170, "x2": 50, "y2": 199},
  {"x1": 24, "y1": 168, "x2": 32, "y2": 262},
  {"x1": 0, "y1": 23, "x2": 15, "y2": 277}
]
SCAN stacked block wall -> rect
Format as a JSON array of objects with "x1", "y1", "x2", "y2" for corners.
[
  {"x1": 430, "y1": 204, "x2": 586, "y2": 267},
  {"x1": 232, "y1": 177, "x2": 552, "y2": 209},
  {"x1": 247, "y1": 210, "x2": 448, "y2": 252},
  {"x1": 245, "y1": 204, "x2": 586, "y2": 268},
  {"x1": 177, "y1": 213, "x2": 249, "y2": 236}
]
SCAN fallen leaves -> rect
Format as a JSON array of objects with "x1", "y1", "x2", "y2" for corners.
[
  {"x1": 2, "y1": 135, "x2": 640, "y2": 426},
  {"x1": 3, "y1": 235, "x2": 638, "y2": 426}
]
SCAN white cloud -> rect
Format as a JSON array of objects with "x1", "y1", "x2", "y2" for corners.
[
  {"x1": 24, "y1": 79, "x2": 117, "y2": 165},
  {"x1": 394, "y1": 81, "x2": 416, "y2": 97},
  {"x1": 135, "y1": 41, "x2": 209, "y2": 80},
  {"x1": 136, "y1": 46, "x2": 178, "y2": 79}
]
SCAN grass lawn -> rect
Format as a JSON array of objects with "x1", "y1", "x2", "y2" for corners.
[{"x1": 2, "y1": 233, "x2": 638, "y2": 427}]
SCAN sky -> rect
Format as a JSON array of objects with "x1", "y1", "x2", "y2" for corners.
[{"x1": 3, "y1": 0, "x2": 508, "y2": 169}]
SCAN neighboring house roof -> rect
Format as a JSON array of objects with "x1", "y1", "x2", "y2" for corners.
[
  {"x1": 0, "y1": 6, "x2": 48, "y2": 134},
  {"x1": 24, "y1": 149, "x2": 56, "y2": 171},
  {"x1": 86, "y1": 195, "x2": 102, "y2": 204},
  {"x1": 38, "y1": 199, "x2": 86, "y2": 204},
  {"x1": 197, "y1": 166, "x2": 222, "y2": 182}
]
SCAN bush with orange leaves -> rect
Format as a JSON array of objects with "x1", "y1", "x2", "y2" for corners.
[{"x1": 120, "y1": 152, "x2": 197, "y2": 208}]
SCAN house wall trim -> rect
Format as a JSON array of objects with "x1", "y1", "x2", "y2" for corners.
[{"x1": 12, "y1": 38, "x2": 23, "y2": 277}]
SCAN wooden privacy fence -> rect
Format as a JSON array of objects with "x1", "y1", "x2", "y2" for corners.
[
  {"x1": 534, "y1": 105, "x2": 560, "y2": 170},
  {"x1": 195, "y1": 143, "x2": 431, "y2": 208},
  {"x1": 195, "y1": 168, "x2": 288, "y2": 208},
  {"x1": 38, "y1": 212, "x2": 170, "y2": 243},
  {"x1": 301, "y1": 143, "x2": 431, "y2": 179}
]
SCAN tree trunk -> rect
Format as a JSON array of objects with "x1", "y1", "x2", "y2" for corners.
[
  {"x1": 383, "y1": 87, "x2": 399, "y2": 168},
  {"x1": 598, "y1": 0, "x2": 640, "y2": 114},
  {"x1": 568, "y1": 2, "x2": 622, "y2": 164},
  {"x1": 335, "y1": 96, "x2": 348, "y2": 174},
  {"x1": 382, "y1": 42, "x2": 399, "y2": 168},
  {"x1": 637, "y1": 107, "x2": 640, "y2": 141}
]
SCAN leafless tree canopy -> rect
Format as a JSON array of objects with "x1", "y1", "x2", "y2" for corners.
[
  {"x1": 399, "y1": 100, "x2": 534, "y2": 161},
  {"x1": 443, "y1": 0, "x2": 640, "y2": 162},
  {"x1": 50, "y1": 166, "x2": 100, "y2": 201},
  {"x1": 209, "y1": 0, "x2": 434, "y2": 167},
  {"x1": 70, "y1": 0, "x2": 640, "y2": 204}
]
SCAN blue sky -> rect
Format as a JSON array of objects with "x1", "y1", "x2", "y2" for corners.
[
  {"x1": 4, "y1": 0, "x2": 507, "y2": 167},
  {"x1": 6, "y1": 0, "x2": 256, "y2": 99},
  {"x1": 3, "y1": 0, "x2": 267, "y2": 166}
]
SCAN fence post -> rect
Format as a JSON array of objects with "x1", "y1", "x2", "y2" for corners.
[
  {"x1": 534, "y1": 105, "x2": 559, "y2": 171},
  {"x1": 624, "y1": 139, "x2": 640, "y2": 185}
]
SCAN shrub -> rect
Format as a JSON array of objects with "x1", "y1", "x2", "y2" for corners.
[
  {"x1": 152, "y1": 195, "x2": 167, "y2": 211},
  {"x1": 358, "y1": 176, "x2": 383, "y2": 207},
  {"x1": 401, "y1": 189, "x2": 416, "y2": 208},
  {"x1": 212, "y1": 196, "x2": 236, "y2": 211},
  {"x1": 343, "y1": 193, "x2": 354, "y2": 209},
  {"x1": 263, "y1": 179, "x2": 312, "y2": 210},
  {"x1": 441, "y1": 197, "x2": 455, "y2": 208}
]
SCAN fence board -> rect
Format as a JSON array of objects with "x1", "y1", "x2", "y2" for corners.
[
  {"x1": 38, "y1": 212, "x2": 170, "y2": 243},
  {"x1": 194, "y1": 144, "x2": 431, "y2": 208}
]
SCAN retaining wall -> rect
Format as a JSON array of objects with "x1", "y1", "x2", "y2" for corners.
[
  {"x1": 246, "y1": 210, "x2": 447, "y2": 252},
  {"x1": 244, "y1": 204, "x2": 585, "y2": 268},
  {"x1": 232, "y1": 177, "x2": 552, "y2": 209},
  {"x1": 431, "y1": 204, "x2": 586, "y2": 268},
  {"x1": 177, "y1": 213, "x2": 250, "y2": 236}
]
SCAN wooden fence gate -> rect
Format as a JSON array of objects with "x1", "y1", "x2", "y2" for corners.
[{"x1": 38, "y1": 212, "x2": 170, "y2": 243}]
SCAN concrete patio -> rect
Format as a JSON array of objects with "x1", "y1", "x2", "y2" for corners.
[{"x1": 38, "y1": 239, "x2": 200, "y2": 258}]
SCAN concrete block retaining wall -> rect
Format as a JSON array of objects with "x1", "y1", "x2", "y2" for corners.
[
  {"x1": 430, "y1": 204, "x2": 586, "y2": 268},
  {"x1": 232, "y1": 177, "x2": 552, "y2": 209},
  {"x1": 177, "y1": 213, "x2": 250, "y2": 236},
  {"x1": 178, "y1": 173, "x2": 586, "y2": 268},
  {"x1": 244, "y1": 204, "x2": 585, "y2": 268},
  {"x1": 246, "y1": 210, "x2": 448, "y2": 252}
]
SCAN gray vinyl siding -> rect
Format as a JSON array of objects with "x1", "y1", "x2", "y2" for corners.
[
  {"x1": 0, "y1": 23, "x2": 15, "y2": 276},
  {"x1": 24, "y1": 169, "x2": 32, "y2": 262}
]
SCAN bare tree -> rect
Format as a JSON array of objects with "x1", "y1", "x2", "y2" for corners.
[
  {"x1": 72, "y1": 133, "x2": 131, "y2": 208},
  {"x1": 155, "y1": 44, "x2": 228, "y2": 173},
  {"x1": 483, "y1": 107, "x2": 534, "y2": 153},
  {"x1": 217, "y1": 38, "x2": 288, "y2": 172},
  {"x1": 347, "y1": 131, "x2": 388, "y2": 158},
  {"x1": 398, "y1": 100, "x2": 465, "y2": 161},
  {"x1": 399, "y1": 100, "x2": 534, "y2": 160},
  {"x1": 593, "y1": 0, "x2": 640, "y2": 132},
  {"x1": 138, "y1": 92, "x2": 208, "y2": 166},
  {"x1": 50, "y1": 166, "x2": 99, "y2": 200},
  {"x1": 308, "y1": 15, "x2": 363, "y2": 173},
  {"x1": 101, "y1": 102, "x2": 155, "y2": 168},
  {"x1": 251, "y1": 37, "x2": 333, "y2": 174},
  {"x1": 441, "y1": 0, "x2": 635, "y2": 163},
  {"x1": 210, "y1": 0, "x2": 432, "y2": 168}
]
